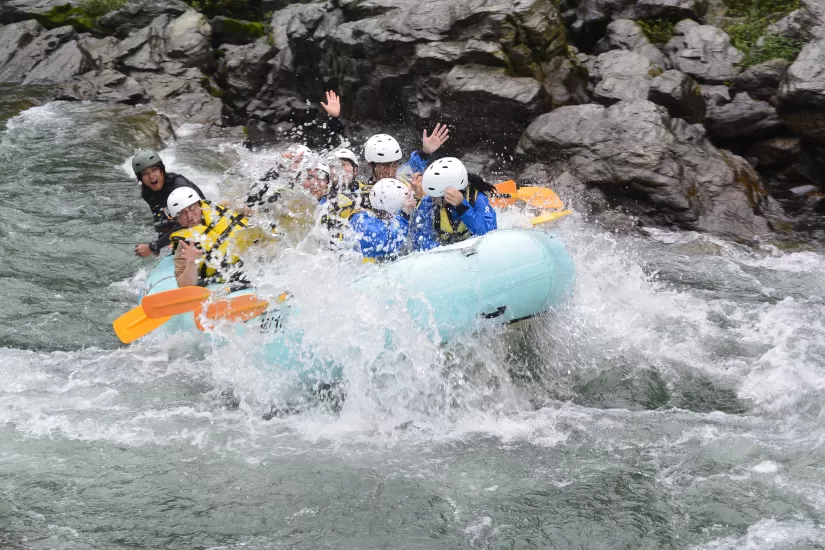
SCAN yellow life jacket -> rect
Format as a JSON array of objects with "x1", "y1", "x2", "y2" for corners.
[
  {"x1": 170, "y1": 201, "x2": 249, "y2": 283},
  {"x1": 321, "y1": 193, "x2": 364, "y2": 241},
  {"x1": 435, "y1": 188, "x2": 478, "y2": 245}
]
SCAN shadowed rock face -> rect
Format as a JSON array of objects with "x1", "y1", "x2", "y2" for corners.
[
  {"x1": 517, "y1": 100, "x2": 782, "y2": 240},
  {"x1": 777, "y1": 37, "x2": 825, "y2": 146},
  {"x1": 248, "y1": 0, "x2": 567, "y2": 147}
]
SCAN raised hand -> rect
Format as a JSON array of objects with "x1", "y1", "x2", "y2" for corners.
[
  {"x1": 422, "y1": 123, "x2": 449, "y2": 154},
  {"x1": 320, "y1": 90, "x2": 341, "y2": 118}
]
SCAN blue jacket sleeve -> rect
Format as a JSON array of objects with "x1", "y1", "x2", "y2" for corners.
[
  {"x1": 350, "y1": 211, "x2": 409, "y2": 260},
  {"x1": 408, "y1": 197, "x2": 440, "y2": 252},
  {"x1": 406, "y1": 151, "x2": 430, "y2": 174},
  {"x1": 457, "y1": 191, "x2": 497, "y2": 236}
]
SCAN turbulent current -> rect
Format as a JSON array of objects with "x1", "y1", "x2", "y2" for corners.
[{"x1": 2, "y1": 88, "x2": 825, "y2": 549}]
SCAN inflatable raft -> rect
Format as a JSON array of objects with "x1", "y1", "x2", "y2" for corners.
[{"x1": 138, "y1": 228, "x2": 575, "y2": 382}]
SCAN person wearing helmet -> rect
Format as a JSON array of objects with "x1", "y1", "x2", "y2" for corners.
[
  {"x1": 131, "y1": 149, "x2": 206, "y2": 258},
  {"x1": 300, "y1": 161, "x2": 331, "y2": 201},
  {"x1": 347, "y1": 178, "x2": 414, "y2": 263},
  {"x1": 356, "y1": 124, "x2": 450, "y2": 208},
  {"x1": 329, "y1": 147, "x2": 359, "y2": 190},
  {"x1": 166, "y1": 188, "x2": 251, "y2": 287},
  {"x1": 409, "y1": 158, "x2": 497, "y2": 251},
  {"x1": 247, "y1": 143, "x2": 313, "y2": 211}
]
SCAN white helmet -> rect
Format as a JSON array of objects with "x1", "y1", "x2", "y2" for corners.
[
  {"x1": 422, "y1": 157, "x2": 468, "y2": 197},
  {"x1": 279, "y1": 143, "x2": 312, "y2": 168},
  {"x1": 370, "y1": 178, "x2": 411, "y2": 213},
  {"x1": 333, "y1": 147, "x2": 359, "y2": 166},
  {"x1": 312, "y1": 161, "x2": 331, "y2": 179},
  {"x1": 167, "y1": 187, "x2": 201, "y2": 217},
  {"x1": 364, "y1": 134, "x2": 402, "y2": 163}
]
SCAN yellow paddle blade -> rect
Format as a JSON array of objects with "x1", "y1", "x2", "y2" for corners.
[
  {"x1": 113, "y1": 305, "x2": 170, "y2": 344},
  {"x1": 141, "y1": 287, "x2": 212, "y2": 318},
  {"x1": 531, "y1": 209, "x2": 574, "y2": 226},
  {"x1": 518, "y1": 187, "x2": 565, "y2": 210}
]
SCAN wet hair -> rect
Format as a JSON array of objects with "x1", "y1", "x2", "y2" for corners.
[{"x1": 467, "y1": 173, "x2": 497, "y2": 195}]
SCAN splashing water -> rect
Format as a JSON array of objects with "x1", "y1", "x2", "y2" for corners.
[{"x1": 2, "y1": 94, "x2": 825, "y2": 549}]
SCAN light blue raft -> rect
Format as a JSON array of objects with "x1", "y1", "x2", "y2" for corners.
[{"x1": 138, "y1": 228, "x2": 575, "y2": 383}]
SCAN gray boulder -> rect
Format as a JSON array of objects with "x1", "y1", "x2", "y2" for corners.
[
  {"x1": 119, "y1": 10, "x2": 211, "y2": 75},
  {"x1": 517, "y1": 99, "x2": 780, "y2": 239},
  {"x1": 58, "y1": 69, "x2": 146, "y2": 104},
  {"x1": 776, "y1": 37, "x2": 825, "y2": 145},
  {"x1": 0, "y1": 24, "x2": 89, "y2": 84},
  {"x1": 594, "y1": 19, "x2": 669, "y2": 68},
  {"x1": 664, "y1": 20, "x2": 744, "y2": 83},
  {"x1": 440, "y1": 64, "x2": 546, "y2": 147},
  {"x1": 766, "y1": 0, "x2": 825, "y2": 42},
  {"x1": 216, "y1": 41, "x2": 276, "y2": 111},
  {"x1": 648, "y1": 70, "x2": 705, "y2": 123},
  {"x1": 253, "y1": 0, "x2": 569, "y2": 147},
  {"x1": 77, "y1": 35, "x2": 120, "y2": 71},
  {"x1": 700, "y1": 84, "x2": 731, "y2": 106},
  {"x1": 0, "y1": 0, "x2": 76, "y2": 24},
  {"x1": 732, "y1": 59, "x2": 791, "y2": 104},
  {"x1": 0, "y1": 20, "x2": 41, "y2": 70},
  {"x1": 705, "y1": 92, "x2": 786, "y2": 140},
  {"x1": 24, "y1": 38, "x2": 90, "y2": 84},
  {"x1": 98, "y1": 0, "x2": 189, "y2": 38},
  {"x1": 134, "y1": 71, "x2": 224, "y2": 124},
  {"x1": 542, "y1": 56, "x2": 590, "y2": 107},
  {"x1": 592, "y1": 50, "x2": 658, "y2": 104},
  {"x1": 572, "y1": 0, "x2": 636, "y2": 35}
]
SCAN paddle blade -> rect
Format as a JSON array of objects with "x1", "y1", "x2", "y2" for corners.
[
  {"x1": 490, "y1": 180, "x2": 518, "y2": 209},
  {"x1": 518, "y1": 187, "x2": 565, "y2": 210},
  {"x1": 113, "y1": 305, "x2": 170, "y2": 344},
  {"x1": 531, "y1": 209, "x2": 573, "y2": 226},
  {"x1": 142, "y1": 287, "x2": 211, "y2": 318},
  {"x1": 195, "y1": 291, "x2": 290, "y2": 331},
  {"x1": 204, "y1": 294, "x2": 270, "y2": 322}
]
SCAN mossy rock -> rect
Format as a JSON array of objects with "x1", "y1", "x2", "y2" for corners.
[{"x1": 34, "y1": 4, "x2": 98, "y2": 33}]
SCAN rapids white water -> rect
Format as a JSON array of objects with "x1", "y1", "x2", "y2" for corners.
[{"x1": 1, "y1": 92, "x2": 824, "y2": 549}]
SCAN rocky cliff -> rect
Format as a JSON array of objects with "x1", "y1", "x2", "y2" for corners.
[{"x1": 1, "y1": 0, "x2": 824, "y2": 241}]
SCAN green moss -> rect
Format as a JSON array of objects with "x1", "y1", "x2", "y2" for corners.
[
  {"x1": 266, "y1": 32, "x2": 275, "y2": 46},
  {"x1": 637, "y1": 19, "x2": 676, "y2": 44},
  {"x1": 744, "y1": 33, "x2": 803, "y2": 65},
  {"x1": 648, "y1": 65, "x2": 664, "y2": 77},
  {"x1": 242, "y1": 125, "x2": 249, "y2": 136},
  {"x1": 722, "y1": 0, "x2": 802, "y2": 67},
  {"x1": 35, "y1": 4, "x2": 96, "y2": 32},
  {"x1": 76, "y1": 0, "x2": 125, "y2": 18},
  {"x1": 219, "y1": 17, "x2": 265, "y2": 39},
  {"x1": 34, "y1": 0, "x2": 124, "y2": 33}
]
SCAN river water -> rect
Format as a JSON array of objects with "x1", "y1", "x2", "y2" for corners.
[{"x1": 2, "y1": 87, "x2": 825, "y2": 549}]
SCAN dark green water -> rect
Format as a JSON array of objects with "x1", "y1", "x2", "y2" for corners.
[{"x1": 1, "y1": 87, "x2": 824, "y2": 549}]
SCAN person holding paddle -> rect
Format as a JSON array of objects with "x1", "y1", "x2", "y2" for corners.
[{"x1": 409, "y1": 158, "x2": 497, "y2": 251}]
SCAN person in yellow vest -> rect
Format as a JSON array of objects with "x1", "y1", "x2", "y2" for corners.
[{"x1": 166, "y1": 188, "x2": 251, "y2": 288}]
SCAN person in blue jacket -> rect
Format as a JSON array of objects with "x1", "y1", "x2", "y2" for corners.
[
  {"x1": 409, "y1": 157, "x2": 497, "y2": 251},
  {"x1": 348, "y1": 178, "x2": 414, "y2": 262},
  {"x1": 354, "y1": 126, "x2": 449, "y2": 208}
]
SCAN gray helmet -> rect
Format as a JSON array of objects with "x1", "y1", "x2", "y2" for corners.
[{"x1": 132, "y1": 149, "x2": 163, "y2": 176}]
